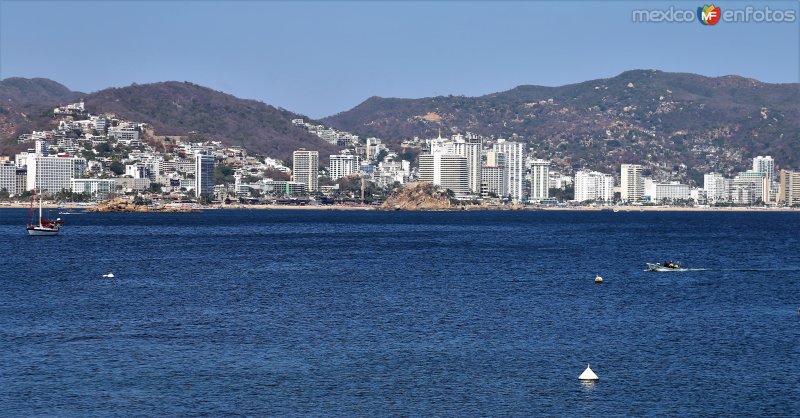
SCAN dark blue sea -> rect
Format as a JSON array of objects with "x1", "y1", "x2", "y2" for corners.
[{"x1": 1, "y1": 209, "x2": 798, "y2": 416}]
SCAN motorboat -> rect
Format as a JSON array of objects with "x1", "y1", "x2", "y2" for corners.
[{"x1": 646, "y1": 262, "x2": 687, "y2": 272}]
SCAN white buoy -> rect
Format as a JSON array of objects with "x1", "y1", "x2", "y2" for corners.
[
  {"x1": 103, "y1": 272, "x2": 114, "y2": 278},
  {"x1": 595, "y1": 275, "x2": 603, "y2": 284},
  {"x1": 579, "y1": 364, "x2": 599, "y2": 381}
]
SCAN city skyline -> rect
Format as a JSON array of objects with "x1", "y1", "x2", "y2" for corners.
[
  {"x1": 1, "y1": 0, "x2": 798, "y2": 118},
  {"x1": 5, "y1": 96, "x2": 796, "y2": 208}
]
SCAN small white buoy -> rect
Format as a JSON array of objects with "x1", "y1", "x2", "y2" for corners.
[
  {"x1": 579, "y1": 364, "x2": 599, "y2": 381},
  {"x1": 595, "y1": 275, "x2": 603, "y2": 284},
  {"x1": 102, "y1": 272, "x2": 115, "y2": 278}
]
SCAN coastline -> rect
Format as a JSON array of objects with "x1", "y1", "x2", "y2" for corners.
[{"x1": 1, "y1": 203, "x2": 798, "y2": 212}]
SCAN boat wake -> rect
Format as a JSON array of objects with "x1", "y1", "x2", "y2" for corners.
[{"x1": 644, "y1": 268, "x2": 800, "y2": 273}]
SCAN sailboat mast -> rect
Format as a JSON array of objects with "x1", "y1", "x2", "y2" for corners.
[
  {"x1": 39, "y1": 189, "x2": 43, "y2": 227},
  {"x1": 28, "y1": 188, "x2": 35, "y2": 226}
]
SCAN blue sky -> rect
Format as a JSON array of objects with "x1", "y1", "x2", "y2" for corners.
[{"x1": 1, "y1": 1, "x2": 798, "y2": 118}]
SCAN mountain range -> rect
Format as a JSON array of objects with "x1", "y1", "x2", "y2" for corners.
[
  {"x1": 2, "y1": 70, "x2": 798, "y2": 182},
  {"x1": 323, "y1": 70, "x2": 799, "y2": 182}
]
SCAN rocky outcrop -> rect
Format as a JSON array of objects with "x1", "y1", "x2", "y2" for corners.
[
  {"x1": 380, "y1": 182, "x2": 453, "y2": 211},
  {"x1": 86, "y1": 198, "x2": 195, "y2": 213}
]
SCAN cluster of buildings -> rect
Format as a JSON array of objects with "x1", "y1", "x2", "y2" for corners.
[
  {"x1": 598, "y1": 156, "x2": 800, "y2": 206},
  {"x1": 2, "y1": 101, "x2": 799, "y2": 208},
  {"x1": 0, "y1": 100, "x2": 290, "y2": 201},
  {"x1": 290, "y1": 123, "x2": 557, "y2": 204},
  {"x1": 292, "y1": 119, "x2": 412, "y2": 190},
  {"x1": 417, "y1": 132, "x2": 550, "y2": 203}
]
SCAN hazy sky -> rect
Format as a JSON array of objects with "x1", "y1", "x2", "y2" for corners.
[{"x1": 1, "y1": 1, "x2": 798, "y2": 118}]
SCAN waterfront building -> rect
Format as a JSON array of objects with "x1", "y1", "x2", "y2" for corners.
[
  {"x1": 292, "y1": 149, "x2": 319, "y2": 192},
  {"x1": 643, "y1": 177, "x2": 657, "y2": 201},
  {"x1": 778, "y1": 169, "x2": 800, "y2": 206},
  {"x1": 236, "y1": 179, "x2": 307, "y2": 197},
  {"x1": 26, "y1": 154, "x2": 87, "y2": 194},
  {"x1": 115, "y1": 177, "x2": 151, "y2": 193},
  {"x1": 452, "y1": 136, "x2": 482, "y2": 194},
  {"x1": 70, "y1": 178, "x2": 117, "y2": 199},
  {"x1": 690, "y1": 188, "x2": 707, "y2": 203},
  {"x1": 0, "y1": 162, "x2": 16, "y2": 195},
  {"x1": 620, "y1": 163, "x2": 644, "y2": 203},
  {"x1": 548, "y1": 172, "x2": 573, "y2": 190},
  {"x1": 329, "y1": 153, "x2": 361, "y2": 180},
  {"x1": 16, "y1": 168, "x2": 27, "y2": 195},
  {"x1": 493, "y1": 139, "x2": 525, "y2": 203},
  {"x1": 574, "y1": 170, "x2": 614, "y2": 202},
  {"x1": 419, "y1": 153, "x2": 469, "y2": 195},
  {"x1": 529, "y1": 159, "x2": 550, "y2": 200},
  {"x1": 655, "y1": 182, "x2": 691, "y2": 201},
  {"x1": 732, "y1": 171, "x2": 767, "y2": 205},
  {"x1": 194, "y1": 153, "x2": 215, "y2": 197},
  {"x1": 481, "y1": 165, "x2": 508, "y2": 198},
  {"x1": 704, "y1": 173, "x2": 731, "y2": 203}
]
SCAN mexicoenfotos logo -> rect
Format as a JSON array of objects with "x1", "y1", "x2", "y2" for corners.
[
  {"x1": 632, "y1": 4, "x2": 797, "y2": 23},
  {"x1": 698, "y1": 4, "x2": 721, "y2": 25}
]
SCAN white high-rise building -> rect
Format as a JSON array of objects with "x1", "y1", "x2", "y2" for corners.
[
  {"x1": 529, "y1": 159, "x2": 550, "y2": 200},
  {"x1": 26, "y1": 155, "x2": 87, "y2": 194},
  {"x1": 620, "y1": 164, "x2": 644, "y2": 203},
  {"x1": 418, "y1": 153, "x2": 469, "y2": 195},
  {"x1": 704, "y1": 173, "x2": 730, "y2": 203},
  {"x1": 493, "y1": 139, "x2": 525, "y2": 203},
  {"x1": 753, "y1": 156, "x2": 775, "y2": 182},
  {"x1": 35, "y1": 140, "x2": 50, "y2": 157},
  {"x1": 574, "y1": 170, "x2": 614, "y2": 202},
  {"x1": 329, "y1": 154, "x2": 361, "y2": 180},
  {"x1": 293, "y1": 149, "x2": 319, "y2": 192},
  {"x1": 194, "y1": 153, "x2": 215, "y2": 197},
  {"x1": 452, "y1": 136, "x2": 482, "y2": 193},
  {"x1": 733, "y1": 171, "x2": 768, "y2": 205}
]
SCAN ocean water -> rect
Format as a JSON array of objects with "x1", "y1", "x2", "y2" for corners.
[{"x1": 1, "y1": 209, "x2": 798, "y2": 416}]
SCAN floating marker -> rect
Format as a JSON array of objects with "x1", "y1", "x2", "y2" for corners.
[
  {"x1": 579, "y1": 364, "x2": 599, "y2": 381},
  {"x1": 595, "y1": 275, "x2": 603, "y2": 284},
  {"x1": 102, "y1": 272, "x2": 115, "y2": 278}
]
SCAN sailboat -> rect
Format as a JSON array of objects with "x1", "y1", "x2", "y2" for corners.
[{"x1": 26, "y1": 189, "x2": 63, "y2": 236}]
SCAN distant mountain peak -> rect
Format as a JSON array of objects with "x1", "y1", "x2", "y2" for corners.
[{"x1": 322, "y1": 69, "x2": 800, "y2": 179}]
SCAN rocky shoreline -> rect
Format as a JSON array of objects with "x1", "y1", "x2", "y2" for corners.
[
  {"x1": 380, "y1": 182, "x2": 453, "y2": 211},
  {"x1": 85, "y1": 198, "x2": 196, "y2": 213}
]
